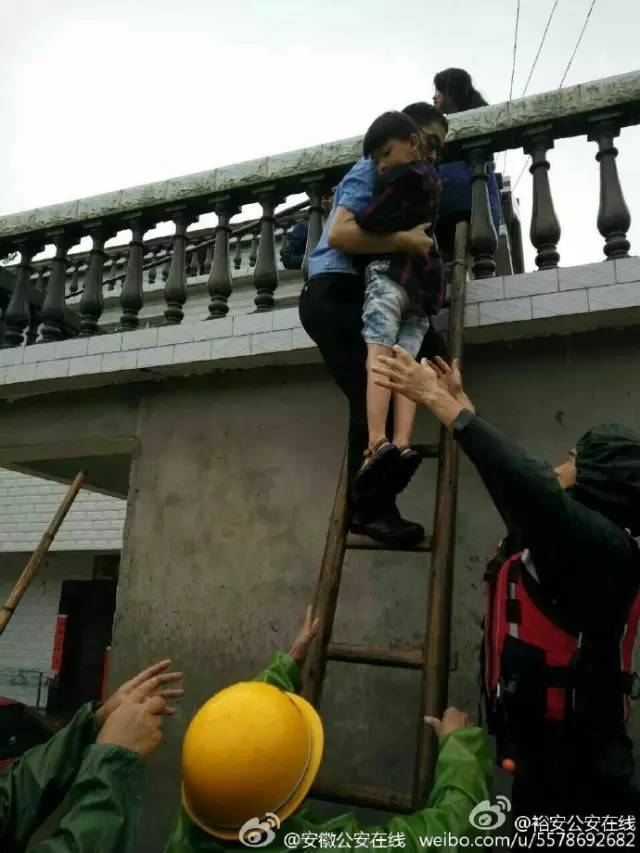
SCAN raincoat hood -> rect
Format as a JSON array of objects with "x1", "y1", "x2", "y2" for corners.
[{"x1": 571, "y1": 424, "x2": 640, "y2": 535}]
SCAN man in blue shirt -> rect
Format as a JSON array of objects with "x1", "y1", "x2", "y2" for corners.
[{"x1": 300, "y1": 102, "x2": 448, "y2": 546}]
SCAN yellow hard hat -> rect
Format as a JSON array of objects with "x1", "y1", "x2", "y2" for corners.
[{"x1": 181, "y1": 681, "x2": 324, "y2": 840}]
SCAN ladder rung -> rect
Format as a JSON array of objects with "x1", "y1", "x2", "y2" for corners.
[
  {"x1": 327, "y1": 642, "x2": 423, "y2": 669},
  {"x1": 412, "y1": 443, "x2": 441, "y2": 459},
  {"x1": 346, "y1": 533, "x2": 432, "y2": 552},
  {"x1": 312, "y1": 778, "x2": 412, "y2": 813}
]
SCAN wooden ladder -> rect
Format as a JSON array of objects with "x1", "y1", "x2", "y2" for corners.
[{"x1": 301, "y1": 222, "x2": 469, "y2": 814}]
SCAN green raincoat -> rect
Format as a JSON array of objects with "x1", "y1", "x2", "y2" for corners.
[
  {"x1": 166, "y1": 652, "x2": 493, "y2": 852},
  {"x1": 0, "y1": 702, "x2": 144, "y2": 852}
]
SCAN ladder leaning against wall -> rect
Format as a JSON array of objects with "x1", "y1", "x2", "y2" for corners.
[{"x1": 302, "y1": 221, "x2": 470, "y2": 814}]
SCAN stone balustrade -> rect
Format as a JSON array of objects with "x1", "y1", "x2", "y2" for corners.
[{"x1": 0, "y1": 70, "x2": 638, "y2": 350}]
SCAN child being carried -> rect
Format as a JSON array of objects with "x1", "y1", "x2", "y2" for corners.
[{"x1": 353, "y1": 110, "x2": 445, "y2": 511}]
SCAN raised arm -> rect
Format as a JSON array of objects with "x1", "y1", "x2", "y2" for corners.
[
  {"x1": 385, "y1": 724, "x2": 492, "y2": 851},
  {"x1": 0, "y1": 659, "x2": 182, "y2": 849},
  {"x1": 340, "y1": 710, "x2": 492, "y2": 851},
  {"x1": 30, "y1": 696, "x2": 168, "y2": 852},
  {"x1": 372, "y1": 349, "x2": 637, "y2": 600},
  {"x1": 254, "y1": 605, "x2": 320, "y2": 693},
  {"x1": 0, "y1": 703, "x2": 99, "y2": 847}
]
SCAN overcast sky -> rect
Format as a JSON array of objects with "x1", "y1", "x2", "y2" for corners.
[{"x1": 1, "y1": 0, "x2": 639, "y2": 269}]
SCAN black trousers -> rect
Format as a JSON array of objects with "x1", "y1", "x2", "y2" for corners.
[
  {"x1": 299, "y1": 274, "x2": 368, "y2": 488},
  {"x1": 299, "y1": 273, "x2": 447, "y2": 491}
]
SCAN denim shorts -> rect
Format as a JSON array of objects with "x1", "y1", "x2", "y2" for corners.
[{"x1": 361, "y1": 261, "x2": 430, "y2": 356}]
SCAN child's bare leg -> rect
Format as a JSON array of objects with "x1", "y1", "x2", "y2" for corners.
[
  {"x1": 393, "y1": 392, "x2": 417, "y2": 449},
  {"x1": 366, "y1": 343, "x2": 393, "y2": 447}
]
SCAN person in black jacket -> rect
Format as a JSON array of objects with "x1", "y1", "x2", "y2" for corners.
[
  {"x1": 373, "y1": 347, "x2": 640, "y2": 821},
  {"x1": 350, "y1": 111, "x2": 445, "y2": 528}
]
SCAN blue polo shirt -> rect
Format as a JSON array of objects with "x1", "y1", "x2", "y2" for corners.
[{"x1": 308, "y1": 157, "x2": 376, "y2": 280}]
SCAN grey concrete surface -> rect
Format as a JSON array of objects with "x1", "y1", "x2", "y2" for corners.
[
  {"x1": 1, "y1": 323, "x2": 638, "y2": 848},
  {"x1": 111, "y1": 325, "x2": 638, "y2": 849}
]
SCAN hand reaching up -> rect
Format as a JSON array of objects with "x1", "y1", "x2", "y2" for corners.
[
  {"x1": 95, "y1": 659, "x2": 184, "y2": 729},
  {"x1": 288, "y1": 605, "x2": 321, "y2": 666}
]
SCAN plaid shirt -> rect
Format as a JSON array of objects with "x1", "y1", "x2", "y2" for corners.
[{"x1": 356, "y1": 160, "x2": 444, "y2": 314}]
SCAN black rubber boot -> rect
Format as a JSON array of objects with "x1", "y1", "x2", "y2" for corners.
[
  {"x1": 388, "y1": 447, "x2": 423, "y2": 497},
  {"x1": 350, "y1": 498, "x2": 424, "y2": 548}
]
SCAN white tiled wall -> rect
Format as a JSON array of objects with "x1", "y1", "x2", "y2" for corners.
[
  {"x1": 2, "y1": 259, "x2": 640, "y2": 397},
  {"x1": 0, "y1": 552, "x2": 96, "y2": 705},
  {"x1": 0, "y1": 469, "x2": 125, "y2": 552}
]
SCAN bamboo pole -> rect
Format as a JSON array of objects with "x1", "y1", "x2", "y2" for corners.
[{"x1": 0, "y1": 471, "x2": 86, "y2": 636}]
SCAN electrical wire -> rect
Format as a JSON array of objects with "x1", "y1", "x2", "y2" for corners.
[
  {"x1": 502, "y1": 0, "x2": 522, "y2": 175},
  {"x1": 521, "y1": 0, "x2": 560, "y2": 99},
  {"x1": 513, "y1": 0, "x2": 598, "y2": 191},
  {"x1": 558, "y1": 0, "x2": 598, "y2": 88}
]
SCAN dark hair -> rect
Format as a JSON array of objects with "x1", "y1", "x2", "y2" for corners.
[
  {"x1": 402, "y1": 102, "x2": 449, "y2": 133},
  {"x1": 433, "y1": 68, "x2": 488, "y2": 112},
  {"x1": 362, "y1": 111, "x2": 421, "y2": 158}
]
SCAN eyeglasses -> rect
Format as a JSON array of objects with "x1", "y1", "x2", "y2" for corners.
[{"x1": 423, "y1": 133, "x2": 444, "y2": 157}]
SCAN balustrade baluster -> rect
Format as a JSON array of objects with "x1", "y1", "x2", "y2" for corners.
[
  {"x1": 68, "y1": 260, "x2": 80, "y2": 294},
  {"x1": 79, "y1": 223, "x2": 112, "y2": 336},
  {"x1": 249, "y1": 231, "x2": 258, "y2": 268},
  {"x1": 207, "y1": 199, "x2": 237, "y2": 319},
  {"x1": 148, "y1": 246, "x2": 159, "y2": 284},
  {"x1": 187, "y1": 242, "x2": 199, "y2": 277},
  {"x1": 204, "y1": 242, "x2": 214, "y2": 275},
  {"x1": 466, "y1": 144, "x2": 498, "y2": 279},
  {"x1": 279, "y1": 224, "x2": 289, "y2": 268},
  {"x1": 233, "y1": 236, "x2": 243, "y2": 270},
  {"x1": 25, "y1": 304, "x2": 41, "y2": 346},
  {"x1": 120, "y1": 214, "x2": 147, "y2": 331},
  {"x1": 588, "y1": 115, "x2": 631, "y2": 259},
  {"x1": 161, "y1": 254, "x2": 171, "y2": 282},
  {"x1": 253, "y1": 188, "x2": 281, "y2": 311},
  {"x1": 163, "y1": 208, "x2": 193, "y2": 325},
  {"x1": 3, "y1": 239, "x2": 41, "y2": 348},
  {"x1": 41, "y1": 231, "x2": 71, "y2": 343},
  {"x1": 78, "y1": 259, "x2": 89, "y2": 294},
  {"x1": 36, "y1": 265, "x2": 49, "y2": 294},
  {"x1": 197, "y1": 243, "x2": 208, "y2": 276},
  {"x1": 523, "y1": 129, "x2": 561, "y2": 270},
  {"x1": 302, "y1": 180, "x2": 324, "y2": 282},
  {"x1": 108, "y1": 254, "x2": 119, "y2": 291}
]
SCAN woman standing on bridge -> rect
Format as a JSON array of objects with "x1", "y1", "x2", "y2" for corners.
[{"x1": 432, "y1": 69, "x2": 502, "y2": 261}]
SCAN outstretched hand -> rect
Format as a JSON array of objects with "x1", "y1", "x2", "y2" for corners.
[
  {"x1": 424, "y1": 707, "x2": 470, "y2": 738},
  {"x1": 95, "y1": 660, "x2": 184, "y2": 729},
  {"x1": 429, "y1": 357, "x2": 462, "y2": 397},
  {"x1": 428, "y1": 357, "x2": 475, "y2": 413},
  {"x1": 97, "y1": 695, "x2": 168, "y2": 759},
  {"x1": 288, "y1": 605, "x2": 321, "y2": 666},
  {"x1": 372, "y1": 346, "x2": 441, "y2": 405},
  {"x1": 373, "y1": 347, "x2": 473, "y2": 428}
]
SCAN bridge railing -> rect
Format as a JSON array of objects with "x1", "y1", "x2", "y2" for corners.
[{"x1": 0, "y1": 70, "x2": 638, "y2": 349}]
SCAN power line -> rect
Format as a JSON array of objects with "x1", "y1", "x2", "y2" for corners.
[
  {"x1": 508, "y1": 0, "x2": 521, "y2": 104},
  {"x1": 513, "y1": 0, "x2": 598, "y2": 191},
  {"x1": 558, "y1": 0, "x2": 598, "y2": 88},
  {"x1": 521, "y1": 0, "x2": 560, "y2": 99},
  {"x1": 513, "y1": 157, "x2": 531, "y2": 193},
  {"x1": 503, "y1": 0, "x2": 522, "y2": 174}
]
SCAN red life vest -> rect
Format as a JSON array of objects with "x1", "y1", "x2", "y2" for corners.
[{"x1": 483, "y1": 543, "x2": 640, "y2": 766}]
